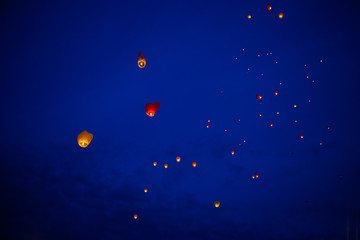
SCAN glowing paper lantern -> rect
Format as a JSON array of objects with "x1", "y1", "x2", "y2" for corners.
[
  {"x1": 214, "y1": 201, "x2": 220, "y2": 208},
  {"x1": 231, "y1": 151, "x2": 235, "y2": 155},
  {"x1": 77, "y1": 131, "x2": 93, "y2": 148},
  {"x1": 266, "y1": 5, "x2": 272, "y2": 10},
  {"x1": 164, "y1": 164, "x2": 168, "y2": 168},
  {"x1": 133, "y1": 214, "x2": 138, "y2": 220},
  {"x1": 138, "y1": 51, "x2": 146, "y2": 68},
  {"x1": 176, "y1": 156, "x2": 181, "y2": 162},
  {"x1": 256, "y1": 94, "x2": 262, "y2": 100},
  {"x1": 206, "y1": 124, "x2": 210, "y2": 128},
  {"x1": 255, "y1": 172, "x2": 259, "y2": 178},
  {"x1": 278, "y1": 13, "x2": 284, "y2": 19},
  {"x1": 274, "y1": 91, "x2": 278, "y2": 95},
  {"x1": 300, "y1": 135, "x2": 304, "y2": 139},
  {"x1": 270, "y1": 123, "x2": 274, "y2": 127},
  {"x1": 247, "y1": 15, "x2": 252, "y2": 19},
  {"x1": 192, "y1": 161, "x2": 197, "y2": 167},
  {"x1": 145, "y1": 102, "x2": 160, "y2": 117},
  {"x1": 144, "y1": 189, "x2": 148, "y2": 193},
  {"x1": 153, "y1": 162, "x2": 157, "y2": 166}
]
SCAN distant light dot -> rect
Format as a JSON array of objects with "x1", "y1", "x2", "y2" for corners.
[
  {"x1": 153, "y1": 162, "x2": 157, "y2": 166},
  {"x1": 225, "y1": 129, "x2": 227, "y2": 132},
  {"x1": 164, "y1": 164, "x2": 168, "y2": 168},
  {"x1": 320, "y1": 59, "x2": 323, "y2": 63},
  {"x1": 176, "y1": 156, "x2": 181, "y2": 162},
  {"x1": 208, "y1": 119, "x2": 210, "y2": 122},
  {"x1": 280, "y1": 82, "x2": 282, "y2": 85},
  {"x1": 309, "y1": 100, "x2": 311, "y2": 102},
  {"x1": 244, "y1": 140, "x2": 246, "y2": 143},
  {"x1": 270, "y1": 123, "x2": 274, "y2": 127},
  {"x1": 320, "y1": 142, "x2": 323, "y2": 145},
  {"x1": 295, "y1": 120, "x2": 298, "y2": 123},
  {"x1": 231, "y1": 151, "x2": 235, "y2": 155},
  {"x1": 293, "y1": 104, "x2": 297, "y2": 108},
  {"x1": 206, "y1": 124, "x2": 210, "y2": 128},
  {"x1": 259, "y1": 114, "x2": 262, "y2": 117},
  {"x1": 247, "y1": 15, "x2": 251, "y2": 19},
  {"x1": 300, "y1": 135, "x2": 304, "y2": 139},
  {"x1": 312, "y1": 80, "x2": 315, "y2": 83},
  {"x1": 277, "y1": 112, "x2": 279, "y2": 114},
  {"x1": 144, "y1": 189, "x2": 148, "y2": 193},
  {"x1": 238, "y1": 119, "x2": 240, "y2": 121},
  {"x1": 306, "y1": 76, "x2": 309, "y2": 79},
  {"x1": 258, "y1": 54, "x2": 260, "y2": 57}
]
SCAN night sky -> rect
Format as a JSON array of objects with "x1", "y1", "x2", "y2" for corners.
[{"x1": 1, "y1": 0, "x2": 360, "y2": 239}]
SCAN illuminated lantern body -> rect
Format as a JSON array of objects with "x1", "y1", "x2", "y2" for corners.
[
  {"x1": 300, "y1": 135, "x2": 304, "y2": 139},
  {"x1": 266, "y1": 5, "x2": 272, "y2": 10},
  {"x1": 214, "y1": 201, "x2": 220, "y2": 208},
  {"x1": 153, "y1": 161, "x2": 157, "y2": 166},
  {"x1": 247, "y1": 15, "x2": 252, "y2": 19},
  {"x1": 192, "y1": 161, "x2": 197, "y2": 167},
  {"x1": 164, "y1": 164, "x2": 168, "y2": 168},
  {"x1": 255, "y1": 172, "x2": 259, "y2": 178},
  {"x1": 138, "y1": 51, "x2": 146, "y2": 68},
  {"x1": 252, "y1": 176, "x2": 255, "y2": 179},
  {"x1": 145, "y1": 102, "x2": 160, "y2": 117},
  {"x1": 274, "y1": 91, "x2": 278, "y2": 95},
  {"x1": 176, "y1": 156, "x2": 181, "y2": 162},
  {"x1": 327, "y1": 126, "x2": 330, "y2": 130},
  {"x1": 256, "y1": 94, "x2": 262, "y2": 100},
  {"x1": 231, "y1": 151, "x2": 234, "y2": 155},
  {"x1": 133, "y1": 214, "x2": 138, "y2": 220},
  {"x1": 293, "y1": 104, "x2": 297, "y2": 108},
  {"x1": 278, "y1": 13, "x2": 284, "y2": 19},
  {"x1": 270, "y1": 123, "x2": 273, "y2": 127},
  {"x1": 77, "y1": 131, "x2": 93, "y2": 148},
  {"x1": 144, "y1": 189, "x2": 148, "y2": 193},
  {"x1": 206, "y1": 124, "x2": 210, "y2": 128}
]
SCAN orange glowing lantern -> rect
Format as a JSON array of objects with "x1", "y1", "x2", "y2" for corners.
[
  {"x1": 255, "y1": 172, "x2": 259, "y2": 178},
  {"x1": 214, "y1": 201, "x2": 220, "y2": 208},
  {"x1": 176, "y1": 156, "x2": 181, "y2": 162},
  {"x1": 270, "y1": 123, "x2": 274, "y2": 127},
  {"x1": 256, "y1": 94, "x2": 262, "y2": 100},
  {"x1": 138, "y1": 51, "x2": 146, "y2": 68},
  {"x1": 206, "y1": 124, "x2": 210, "y2": 128},
  {"x1": 77, "y1": 131, "x2": 93, "y2": 148},
  {"x1": 164, "y1": 164, "x2": 168, "y2": 168},
  {"x1": 144, "y1": 189, "x2": 148, "y2": 193},
  {"x1": 153, "y1": 161, "x2": 157, "y2": 166},
  {"x1": 327, "y1": 126, "x2": 330, "y2": 130},
  {"x1": 133, "y1": 214, "x2": 138, "y2": 220},
  {"x1": 300, "y1": 135, "x2": 304, "y2": 139},
  {"x1": 266, "y1": 5, "x2": 272, "y2": 10},
  {"x1": 247, "y1": 15, "x2": 252, "y2": 19},
  {"x1": 192, "y1": 161, "x2": 197, "y2": 167},
  {"x1": 274, "y1": 91, "x2": 278, "y2": 95},
  {"x1": 231, "y1": 151, "x2": 235, "y2": 155},
  {"x1": 145, "y1": 102, "x2": 160, "y2": 117},
  {"x1": 278, "y1": 13, "x2": 284, "y2": 19}
]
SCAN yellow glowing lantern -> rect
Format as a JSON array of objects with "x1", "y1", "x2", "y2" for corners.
[
  {"x1": 192, "y1": 161, "x2": 197, "y2": 167},
  {"x1": 144, "y1": 189, "x2": 148, "y2": 193},
  {"x1": 164, "y1": 164, "x2": 168, "y2": 168},
  {"x1": 176, "y1": 156, "x2": 181, "y2": 162},
  {"x1": 300, "y1": 135, "x2": 304, "y2": 139},
  {"x1": 153, "y1": 161, "x2": 157, "y2": 166},
  {"x1": 278, "y1": 13, "x2": 284, "y2": 19},
  {"x1": 247, "y1": 15, "x2": 252, "y2": 19},
  {"x1": 214, "y1": 201, "x2": 220, "y2": 208},
  {"x1": 133, "y1": 214, "x2": 138, "y2": 220},
  {"x1": 138, "y1": 51, "x2": 146, "y2": 68},
  {"x1": 77, "y1": 131, "x2": 93, "y2": 148},
  {"x1": 231, "y1": 151, "x2": 234, "y2": 155}
]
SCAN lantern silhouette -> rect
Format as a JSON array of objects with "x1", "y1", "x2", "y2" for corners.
[
  {"x1": 192, "y1": 161, "x2": 197, "y2": 167},
  {"x1": 145, "y1": 102, "x2": 160, "y2": 117},
  {"x1": 77, "y1": 131, "x2": 93, "y2": 148},
  {"x1": 214, "y1": 201, "x2": 220, "y2": 208},
  {"x1": 138, "y1": 51, "x2": 146, "y2": 68}
]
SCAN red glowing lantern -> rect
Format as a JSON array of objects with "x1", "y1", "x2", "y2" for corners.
[
  {"x1": 256, "y1": 94, "x2": 262, "y2": 100},
  {"x1": 206, "y1": 124, "x2": 210, "y2": 128},
  {"x1": 274, "y1": 91, "x2": 278, "y2": 95},
  {"x1": 192, "y1": 161, "x2": 197, "y2": 167},
  {"x1": 270, "y1": 123, "x2": 273, "y2": 127},
  {"x1": 145, "y1": 102, "x2": 160, "y2": 117},
  {"x1": 255, "y1": 172, "x2": 259, "y2": 178},
  {"x1": 266, "y1": 5, "x2": 272, "y2": 10}
]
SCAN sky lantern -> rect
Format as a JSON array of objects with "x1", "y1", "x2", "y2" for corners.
[
  {"x1": 327, "y1": 126, "x2": 331, "y2": 130},
  {"x1": 206, "y1": 124, "x2": 210, "y2": 128},
  {"x1": 274, "y1": 91, "x2": 278, "y2": 95},
  {"x1": 144, "y1": 189, "x2": 148, "y2": 193},
  {"x1": 214, "y1": 201, "x2": 220, "y2": 208},
  {"x1": 266, "y1": 5, "x2": 272, "y2": 10},
  {"x1": 192, "y1": 161, "x2": 197, "y2": 167},
  {"x1": 77, "y1": 131, "x2": 93, "y2": 148},
  {"x1": 145, "y1": 102, "x2": 160, "y2": 117},
  {"x1": 231, "y1": 151, "x2": 235, "y2": 155},
  {"x1": 300, "y1": 135, "x2": 304, "y2": 139},
  {"x1": 153, "y1": 161, "x2": 157, "y2": 166},
  {"x1": 270, "y1": 123, "x2": 274, "y2": 127},
  {"x1": 138, "y1": 51, "x2": 146, "y2": 68},
  {"x1": 293, "y1": 104, "x2": 297, "y2": 108},
  {"x1": 278, "y1": 13, "x2": 284, "y2": 19},
  {"x1": 133, "y1": 214, "x2": 138, "y2": 220},
  {"x1": 256, "y1": 94, "x2": 262, "y2": 100},
  {"x1": 176, "y1": 156, "x2": 181, "y2": 162},
  {"x1": 247, "y1": 15, "x2": 251, "y2": 19},
  {"x1": 164, "y1": 164, "x2": 168, "y2": 168},
  {"x1": 255, "y1": 172, "x2": 259, "y2": 178}
]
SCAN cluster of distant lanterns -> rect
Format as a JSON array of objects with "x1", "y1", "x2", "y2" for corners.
[{"x1": 248, "y1": 5, "x2": 284, "y2": 19}]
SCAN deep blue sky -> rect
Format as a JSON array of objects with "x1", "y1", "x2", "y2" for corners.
[{"x1": 1, "y1": 0, "x2": 360, "y2": 239}]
